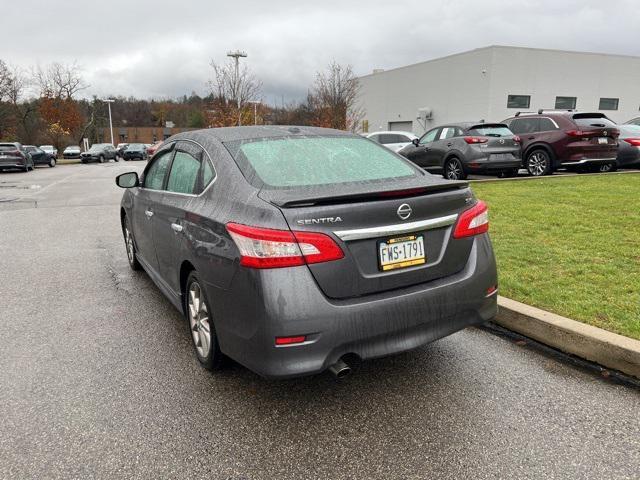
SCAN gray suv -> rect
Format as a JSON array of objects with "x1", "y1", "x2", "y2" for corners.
[{"x1": 399, "y1": 123, "x2": 522, "y2": 180}]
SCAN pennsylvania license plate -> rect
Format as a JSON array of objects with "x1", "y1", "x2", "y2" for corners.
[
  {"x1": 378, "y1": 235, "x2": 426, "y2": 271},
  {"x1": 598, "y1": 137, "x2": 609, "y2": 144}
]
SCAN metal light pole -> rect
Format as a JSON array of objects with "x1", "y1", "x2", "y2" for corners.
[
  {"x1": 103, "y1": 98, "x2": 115, "y2": 145},
  {"x1": 227, "y1": 50, "x2": 247, "y2": 126},
  {"x1": 248, "y1": 101, "x2": 260, "y2": 125}
]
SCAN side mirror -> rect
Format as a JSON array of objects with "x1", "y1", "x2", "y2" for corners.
[
  {"x1": 412, "y1": 138, "x2": 420, "y2": 146},
  {"x1": 116, "y1": 172, "x2": 140, "y2": 188}
]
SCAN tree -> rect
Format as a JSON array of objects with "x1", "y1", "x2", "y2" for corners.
[
  {"x1": 310, "y1": 62, "x2": 364, "y2": 132},
  {"x1": 34, "y1": 62, "x2": 88, "y2": 100},
  {"x1": 206, "y1": 58, "x2": 262, "y2": 127}
]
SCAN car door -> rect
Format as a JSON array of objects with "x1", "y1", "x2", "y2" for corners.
[
  {"x1": 429, "y1": 126, "x2": 458, "y2": 167},
  {"x1": 403, "y1": 128, "x2": 440, "y2": 167},
  {"x1": 153, "y1": 141, "x2": 214, "y2": 294},
  {"x1": 131, "y1": 147, "x2": 174, "y2": 275},
  {"x1": 31, "y1": 148, "x2": 47, "y2": 164},
  {"x1": 508, "y1": 118, "x2": 540, "y2": 152}
]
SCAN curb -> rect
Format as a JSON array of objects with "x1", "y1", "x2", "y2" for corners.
[
  {"x1": 469, "y1": 169, "x2": 640, "y2": 183},
  {"x1": 57, "y1": 159, "x2": 81, "y2": 165},
  {"x1": 495, "y1": 296, "x2": 640, "y2": 379}
]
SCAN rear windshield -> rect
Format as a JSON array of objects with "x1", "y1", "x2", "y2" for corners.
[
  {"x1": 572, "y1": 114, "x2": 617, "y2": 128},
  {"x1": 128, "y1": 144, "x2": 144, "y2": 149},
  {"x1": 0, "y1": 144, "x2": 17, "y2": 151},
  {"x1": 467, "y1": 124, "x2": 513, "y2": 137},
  {"x1": 225, "y1": 136, "x2": 418, "y2": 189}
]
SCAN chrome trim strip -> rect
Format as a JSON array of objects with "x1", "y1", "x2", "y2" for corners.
[
  {"x1": 333, "y1": 214, "x2": 458, "y2": 241},
  {"x1": 561, "y1": 158, "x2": 616, "y2": 165}
]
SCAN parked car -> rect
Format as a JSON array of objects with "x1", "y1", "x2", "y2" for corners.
[
  {"x1": 63, "y1": 145, "x2": 82, "y2": 159},
  {"x1": 39, "y1": 145, "x2": 58, "y2": 159},
  {"x1": 625, "y1": 117, "x2": 640, "y2": 126},
  {"x1": 398, "y1": 122, "x2": 521, "y2": 180},
  {"x1": 81, "y1": 143, "x2": 118, "y2": 163},
  {"x1": 115, "y1": 126, "x2": 497, "y2": 379},
  {"x1": 615, "y1": 124, "x2": 640, "y2": 169},
  {"x1": 146, "y1": 141, "x2": 163, "y2": 157},
  {"x1": 24, "y1": 145, "x2": 56, "y2": 167},
  {"x1": 502, "y1": 110, "x2": 619, "y2": 175},
  {"x1": 122, "y1": 143, "x2": 148, "y2": 161},
  {"x1": 366, "y1": 131, "x2": 418, "y2": 152},
  {"x1": 0, "y1": 142, "x2": 34, "y2": 172},
  {"x1": 116, "y1": 143, "x2": 129, "y2": 158}
]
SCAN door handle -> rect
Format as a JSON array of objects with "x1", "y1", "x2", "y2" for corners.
[
  {"x1": 145, "y1": 210, "x2": 154, "y2": 218},
  {"x1": 528, "y1": 136, "x2": 535, "y2": 140},
  {"x1": 446, "y1": 142, "x2": 452, "y2": 147},
  {"x1": 171, "y1": 223, "x2": 183, "y2": 233}
]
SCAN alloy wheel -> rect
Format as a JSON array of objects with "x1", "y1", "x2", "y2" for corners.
[
  {"x1": 445, "y1": 160, "x2": 462, "y2": 180},
  {"x1": 599, "y1": 163, "x2": 614, "y2": 173},
  {"x1": 124, "y1": 227, "x2": 135, "y2": 265},
  {"x1": 188, "y1": 282, "x2": 211, "y2": 358},
  {"x1": 528, "y1": 153, "x2": 547, "y2": 176}
]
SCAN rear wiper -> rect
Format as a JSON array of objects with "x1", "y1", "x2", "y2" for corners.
[
  {"x1": 485, "y1": 134, "x2": 501, "y2": 137},
  {"x1": 590, "y1": 123, "x2": 606, "y2": 127}
]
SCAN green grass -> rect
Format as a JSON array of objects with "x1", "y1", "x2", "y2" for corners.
[{"x1": 471, "y1": 173, "x2": 640, "y2": 340}]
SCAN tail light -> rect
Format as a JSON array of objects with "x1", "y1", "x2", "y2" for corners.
[
  {"x1": 226, "y1": 223, "x2": 344, "y2": 269},
  {"x1": 565, "y1": 129, "x2": 584, "y2": 137},
  {"x1": 453, "y1": 200, "x2": 489, "y2": 239},
  {"x1": 513, "y1": 135, "x2": 521, "y2": 143},
  {"x1": 464, "y1": 136, "x2": 488, "y2": 144},
  {"x1": 623, "y1": 138, "x2": 640, "y2": 147}
]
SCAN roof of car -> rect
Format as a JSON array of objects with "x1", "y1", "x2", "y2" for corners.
[
  {"x1": 367, "y1": 131, "x2": 417, "y2": 137},
  {"x1": 178, "y1": 125, "x2": 352, "y2": 143}
]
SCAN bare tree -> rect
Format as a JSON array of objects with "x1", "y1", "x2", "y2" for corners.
[
  {"x1": 311, "y1": 62, "x2": 365, "y2": 132},
  {"x1": 34, "y1": 62, "x2": 88, "y2": 99},
  {"x1": 207, "y1": 59, "x2": 262, "y2": 126},
  {"x1": 0, "y1": 59, "x2": 13, "y2": 101}
]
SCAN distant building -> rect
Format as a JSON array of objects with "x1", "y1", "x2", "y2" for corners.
[
  {"x1": 98, "y1": 126, "x2": 197, "y2": 144},
  {"x1": 359, "y1": 45, "x2": 640, "y2": 134}
]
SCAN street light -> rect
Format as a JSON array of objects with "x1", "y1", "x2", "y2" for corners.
[
  {"x1": 103, "y1": 98, "x2": 115, "y2": 146},
  {"x1": 226, "y1": 50, "x2": 247, "y2": 126},
  {"x1": 248, "y1": 100, "x2": 261, "y2": 125}
]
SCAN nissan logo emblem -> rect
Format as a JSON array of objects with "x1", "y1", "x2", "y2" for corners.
[{"x1": 397, "y1": 203, "x2": 412, "y2": 220}]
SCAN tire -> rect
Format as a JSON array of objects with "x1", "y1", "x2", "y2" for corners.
[
  {"x1": 23, "y1": 164, "x2": 29, "y2": 172},
  {"x1": 597, "y1": 162, "x2": 617, "y2": 173},
  {"x1": 185, "y1": 271, "x2": 224, "y2": 371},
  {"x1": 81, "y1": 159, "x2": 87, "y2": 164},
  {"x1": 123, "y1": 216, "x2": 141, "y2": 271},
  {"x1": 526, "y1": 150, "x2": 552, "y2": 176},
  {"x1": 99, "y1": 155, "x2": 105, "y2": 163},
  {"x1": 49, "y1": 158, "x2": 56, "y2": 168},
  {"x1": 443, "y1": 157, "x2": 467, "y2": 180}
]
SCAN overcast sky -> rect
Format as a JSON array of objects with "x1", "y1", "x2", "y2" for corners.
[{"x1": 3, "y1": 0, "x2": 639, "y2": 104}]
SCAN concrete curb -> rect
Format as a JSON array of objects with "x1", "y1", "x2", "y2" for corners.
[
  {"x1": 57, "y1": 159, "x2": 81, "y2": 165},
  {"x1": 495, "y1": 296, "x2": 640, "y2": 379}
]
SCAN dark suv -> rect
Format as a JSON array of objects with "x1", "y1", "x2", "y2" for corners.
[
  {"x1": 502, "y1": 111, "x2": 619, "y2": 176},
  {"x1": 398, "y1": 122, "x2": 522, "y2": 180},
  {"x1": 80, "y1": 143, "x2": 118, "y2": 163}
]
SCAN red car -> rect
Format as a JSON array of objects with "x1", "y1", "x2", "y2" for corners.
[
  {"x1": 502, "y1": 110, "x2": 619, "y2": 175},
  {"x1": 146, "y1": 141, "x2": 164, "y2": 157}
]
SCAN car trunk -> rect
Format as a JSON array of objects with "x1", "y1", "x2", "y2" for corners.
[
  {"x1": 260, "y1": 179, "x2": 475, "y2": 299},
  {"x1": 568, "y1": 114, "x2": 620, "y2": 157},
  {"x1": 467, "y1": 124, "x2": 521, "y2": 157}
]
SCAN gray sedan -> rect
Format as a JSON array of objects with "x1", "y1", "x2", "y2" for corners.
[
  {"x1": 616, "y1": 124, "x2": 640, "y2": 169},
  {"x1": 116, "y1": 126, "x2": 498, "y2": 379}
]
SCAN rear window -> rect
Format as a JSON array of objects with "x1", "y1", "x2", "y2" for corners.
[
  {"x1": 572, "y1": 114, "x2": 617, "y2": 129},
  {"x1": 0, "y1": 144, "x2": 17, "y2": 152},
  {"x1": 226, "y1": 136, "x2": 418, "y2": 189},
  {"x1": 467, "y1": 125, "x2": 513, "y2": 137}
]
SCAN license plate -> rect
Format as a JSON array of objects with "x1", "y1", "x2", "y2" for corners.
[
  {"x1": 598, "y1": 137, "x2": 609, "y2": 144},
  {"x1": 378, "y1": 235, "x2": 425, "y2": 271}
]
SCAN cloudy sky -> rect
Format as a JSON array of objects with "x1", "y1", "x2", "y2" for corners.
[{"x1": 3, "y1": 0, "x2": 639, "y2": 104}]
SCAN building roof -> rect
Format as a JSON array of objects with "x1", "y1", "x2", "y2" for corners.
[{"x1": 360, "y1": 45, "x2": 640, "y2": 79}]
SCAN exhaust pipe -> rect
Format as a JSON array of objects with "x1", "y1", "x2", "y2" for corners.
[{"x1": 328, "y1": 359, "x2": 352, "y2": 379}]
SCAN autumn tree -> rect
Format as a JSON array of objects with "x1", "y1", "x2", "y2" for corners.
[
  {"x1": 206, "y1": 58, "x2": 262, "y2": 127},
  {"x1": 310, "y1": 62, "x2": 364, "y2": 132},
  {"x1": 35, "y1": 62, "x2": 88, "y2": 148}
]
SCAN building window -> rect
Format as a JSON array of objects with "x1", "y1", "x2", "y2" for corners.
[
  {"x1": 599, "y1": 98, "x2": 619, "y2": 110},
  {"x1": 507, "y1": 95, "x2": 530, "y2": 109},
  {"x1": 555, "y1": 96, "x2": 577, "y2": 109}
]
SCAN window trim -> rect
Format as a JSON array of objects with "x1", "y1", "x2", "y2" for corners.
[
  {"x1": 140, "y1": 138, "x2": 218, "y2": 197},
  {"x1": 507, "y1": 94, "x2": 531, "y2": 109},
  {"x1": 598, "y1": 97, "x2": 619, "y2": 111},
  {"x1": 555, "y1": 96, "x2": 577, "y2": 110}
]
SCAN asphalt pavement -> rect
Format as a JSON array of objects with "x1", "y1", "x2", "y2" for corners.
[{"x1": 1, "y1": 163, "x2": 639, "y2": 480}]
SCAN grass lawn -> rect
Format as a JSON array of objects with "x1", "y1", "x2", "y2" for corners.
[{"x1": 471, "y1": 173, "x2": 640, "y2": 340}]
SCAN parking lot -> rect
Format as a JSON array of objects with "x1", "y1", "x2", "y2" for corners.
[{"x1": 0, "y1": 163, "x2": 638, "y2": 479}]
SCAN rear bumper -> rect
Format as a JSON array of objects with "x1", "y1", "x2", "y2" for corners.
[
  {"x1": 64, "y1": 153, "x2": 81, "y2": 158},
  {"x1": 207, "y1": 234, "x2": 498, "y2": 379},
  {"x1": 561, "y1": 157, "x2": 616, "y2": 166},
  {"x1": 0, "y1": 159, "x2": 26, "y2": 168},
  {"x1": 463, "y1": 156, "x2": 522, "y2": 172}
]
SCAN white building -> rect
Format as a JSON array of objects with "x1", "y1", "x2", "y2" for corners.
[{"x1": 359, "y1": 45, "x2": 640, "y2": 135}]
